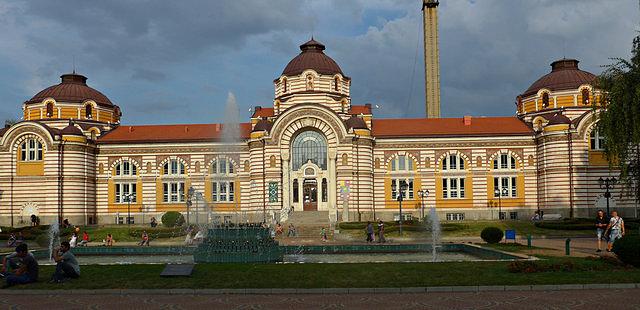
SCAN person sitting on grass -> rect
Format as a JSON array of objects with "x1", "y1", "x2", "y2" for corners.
[
  {"x1": 138, "y1": 231, "x2": 150, "y2": 246},
  {"x1": 7, "y1": 233, "x2": 16, "y2": 247},
  {"x1": 78, "y1": 231, "x2": 89, "y2": 247},
  {"x1": 2, "y1": 244, "x2": 38, "y2": 288},
  {"x1": 50, "y1": 241, "x2": 80, "y2": 283},
  {"x1": 103, "y1": 234, "x2": 114, "y2": 246}
]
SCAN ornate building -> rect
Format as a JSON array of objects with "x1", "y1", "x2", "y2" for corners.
[{"x1": 0, "y1": 38, "x2": 624, "y2": 226}]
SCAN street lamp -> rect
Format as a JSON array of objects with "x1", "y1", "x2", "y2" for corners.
[
  {"x1": 598, "y1": 177, "x2": 617, "y2": 215},
  {"x1": 494, "y1": 187, "x2": 508, "y2": 220},
  {"x1": 391, "y1": 180, "x2": 408, "y2": 235},
  {"x1": 417, "y1": 189, "x2": 430, "y2": 220},
  {"x1": 123, "y1": 193, "x2": 134, "y2": 229}
]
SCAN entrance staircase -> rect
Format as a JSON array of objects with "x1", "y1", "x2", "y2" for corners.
[{"x1": 278, "y1": 211, "x2": 334, "y2": 241}]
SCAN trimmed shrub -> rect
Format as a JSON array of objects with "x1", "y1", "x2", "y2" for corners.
[
  {"x1": 161, "y1": 211, "x2": 185, "y2": 228},
  {"x1": 612, "y1": 235, "x2": 640, "y2": 267},
  {"x1": 35, "y1": 234, "x2": 50, "y2": 247},
  {"x1": 480, "y1": 227, "x2": 504, "y2": 244}
]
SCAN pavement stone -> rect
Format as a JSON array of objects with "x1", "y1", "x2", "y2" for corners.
[{"x1": 504, "y1": 285, "x2": 532, "y2": 291}]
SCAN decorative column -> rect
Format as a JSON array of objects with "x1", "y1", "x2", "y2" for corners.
[
  {"x1": 316, "y1": 175, "x2": 323, "y2": 210},
  {"x1": 328, "y1": 149, "x2": 338, "y2": 222},
  {"x1": 297, "y1": 178, "x2": 303, "y2": 212}
]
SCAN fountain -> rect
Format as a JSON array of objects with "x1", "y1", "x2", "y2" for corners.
[
  {"x1": 193, "y1": 226, "x2": 283, "y2": 263},
  {"x1": 428, "y1": 206, "x2": 441, "y2": 262},
  {"x1": 47, "y1": 221, "x2": 60, "y2": 261}
]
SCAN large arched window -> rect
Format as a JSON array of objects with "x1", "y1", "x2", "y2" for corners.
[
  {"x1": 20, "y1": 139, "x2": 43, "y2": 161},
  {"x1": 493, "y1": 153, "x2": 516, "y2": 170},
  {"x1": 211, "y1": 156, "x2": 235, "y2": 202},
  {"x1": 85, "y1": 104, "x2": 93, "y2": 119},
  {"x1": 46, "y1": 102, "x2": 54, "y2": 117},
  {"x1": 441, "y1": 153, "x2": 466, "y2": 199},
  {"x1": 292, "y1": 130, "x2": 327, "y2": 170},
  {"x1": 162, "y1": 159, "x2": 186, "y2": 203}
]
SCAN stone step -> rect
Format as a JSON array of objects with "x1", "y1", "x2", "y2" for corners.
[{"x1": 287, "y1": 211, "x2": 331, "y2": 225}]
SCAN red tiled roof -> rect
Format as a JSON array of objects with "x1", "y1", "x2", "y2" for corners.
[
  {"x1": 349, "y1": 105, "x2": 372, "y2": 115},
  {"x1": 98, "y1": 123, "x2": 252, "y2": 144},
  {"x1": 252, "y1": 107, "x2": 274, "y2": 118},
  {"x1": 372, "y1": 117, "x2": 532, "y2": 138}
]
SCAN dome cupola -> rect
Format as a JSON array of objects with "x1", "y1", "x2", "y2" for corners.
[
  {"x1": 26, "y1": 72, "x2": 114, "y2": 107},
  {"x1": 521, "y1": 59, "x2": 596, "y2": 98},
  {"x1": 282, "y1": 38, "x2": 344, "y2": 76}
]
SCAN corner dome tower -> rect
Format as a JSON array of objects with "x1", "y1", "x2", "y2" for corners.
[{"x1": 22, "y1": 72, "x2": 121, "y2": 126}]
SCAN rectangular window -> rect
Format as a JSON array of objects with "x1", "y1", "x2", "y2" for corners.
[
  {"x1": 115, "y1": 183, "x2": 136, "y2": 203},
  {"x1": 220, "y1": 160, "x2": 227, "y2": 174},
  {"x1": 398, "y1": 156, "x2": 406, "y2": 171},
  {"x1": 21, "y1": 145, "x2": 26, "y2": 161},
  {"x1": 499, "y1": 212, "x2": 506, "y2": 220},
  {"x1": 391, "y1": 179, "x2": 398, "y2": 200},
  {"x1": 170, "y1": 183, "x2": 178, "y2": 202},
  {"x1": 36, "y1": 143, "x2": 42, "y2": 160},
  {"x1": 408, "y1": 179, "x2": 414, "y2": 199},
  {"x1": 293, "y1": 180, "x2": 299, "y2": 203},
  {"x1": 511, "y1": 177, "x2": 517, "y2": 197},
  {"x1": 228, "y1": 182, "x2": 235, "y2": 201},
  {"x1": 442, "y1": 158, "x2": 447, "y2": 170},
  {"x1": 163, "y1": 183, "x2": 169, "y2": 202},
  {"x1": 492, "y1": 176, "x2": 517, "y2": 198},
  {"x1": 171, "y1": 161, "x2": 178, "y2": 175},
  {"x1": 179, "y1": 182, "x2": 185, "y2": 201},
  {"x1": 450, "y1": 178, "x2": 458, "y2": 198},
  {"x1": 28, "y1": 140, "x2": 36, "y2": 161},
  {"x1": 510, "y1": 212, "x2": 518, "y2": 220},
  {"x1": 391, "y1": 159, "x2": 396, "y2": 171},
  {"x1": 493, "y1": 159, "x2": 498, "y2": 170},
  {"x1": 212, "y1": 182, "x2": 218, "y2": 202},
  {"x1": 493, "y1": 177, "x2": 499, "y2": 193},
  {"x1": 500, "y1": 154, "x2": 508, "y2": 169},
  {"x1": 446, "y1": 213, "x2": 465, "y2": 221},
  {"x1": 442, "y1": 178, "x2": 448, "y2": 199},
  {"x1": 443, "y1": 178, "x2": 465, "y2": 199},
  {"x1": 220, "y1": 182, "x2": 227, "y2": 201},
  {"x1": 408, "y1": 158, "x2": 414, "y2": 170}
]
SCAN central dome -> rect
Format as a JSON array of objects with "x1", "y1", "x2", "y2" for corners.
[
  {"x1": 521, "y1": 59, "x2": 596, "y2": 97},
  {"x1": 282, "y1": 39, "x2": 344, "y2": 76}
]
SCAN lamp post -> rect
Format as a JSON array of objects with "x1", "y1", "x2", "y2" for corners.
[
  {"x1": 494, "y1": 188, "x2": 508, "y2": 220},
  {"x1": 417, "y1": 189, "x2": 430, "y2": 220},
  {"x1": 123, "y1": 193, "x2": 134, "y2": 230},
  {"x1": 391, "y1": 180, "x2": 408, "y2": 235},
  {"x1": 598, "y1": 177, "x2": 617, "y2": 215}
]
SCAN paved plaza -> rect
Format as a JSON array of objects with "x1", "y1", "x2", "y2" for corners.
[{"x1": 2, "y1": 288, "x2": 638, "y2": 309}]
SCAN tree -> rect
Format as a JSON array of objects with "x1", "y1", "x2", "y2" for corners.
[{"x1": 596, "y1": 34, "x2": 640, "y2": 207}]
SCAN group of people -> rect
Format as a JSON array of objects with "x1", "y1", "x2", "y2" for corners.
[
  {"x1": 184, "y1": 228, "x2": 204, "y2": 245},
  {"x1": 69, "y1": 230, "x2": 90, "y2": 247},
  {"x1": 1, "y1": 242, "x2": 80, "y2": 288},
  {"x1": 365, "y1": 220, "x2": 386, "y2": 243},
  {"x1": 272, "y1": 223, "x2": 297, "y2": 237},
  {"x1": 595, "y1": 209, "x2": 625, "y2": 252}
]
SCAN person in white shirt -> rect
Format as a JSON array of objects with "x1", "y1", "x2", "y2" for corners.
[{"x1": 606, "y1": 210, "x2": 625, "y2": 252}]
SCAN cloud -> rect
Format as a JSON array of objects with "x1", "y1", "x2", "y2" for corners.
[{"x1": 0, "y1": 0, "x2": 637, "y2": 124}]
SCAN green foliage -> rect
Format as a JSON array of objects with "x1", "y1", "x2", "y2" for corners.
[
  {"x1": 35, "y1": 234, "x2": 50, "y2": 247},
  {"x1": 612, "y1": 235, "x2": 640, "y2": 267},
  {"x1": 161, "y1": 211, "x2": 185, "y2": 228},
  {"x1": 596, "y1": 34, "x2": 640, "y2": 201},
  {"x1": 480, "y1": 227, "x2": 504, "y2": 244},
  {"x1": 128, "y1": 227, "x2": 186, "y2": 239}
]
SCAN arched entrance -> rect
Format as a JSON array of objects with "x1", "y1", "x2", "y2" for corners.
[{"x1": 290, "y1": 130, "x2": 329, "y2": 212}]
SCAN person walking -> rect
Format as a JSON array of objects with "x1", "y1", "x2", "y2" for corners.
[
  {"x1": 321, "y1": 227, "x2": 328, "y2": 242},
  {"x1": 595, "y1": 209, "x2": 608, "y2": 252},
  {"x1": 605, "y1": 210, "x2": 625, "y2": 252},
  {"x1": 50, "y1": 241, "x2": 80, "y2": 283},
  {"x1": 377, "y1": 220, "x2": 386, "y2": 243},
  {"x1": 366, "y1": 221, "x2": 374, "y2": 243}
]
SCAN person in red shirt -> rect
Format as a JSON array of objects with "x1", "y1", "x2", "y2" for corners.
[{"x1": 78, "y1": 231, "x2": 89, "y2": 247}]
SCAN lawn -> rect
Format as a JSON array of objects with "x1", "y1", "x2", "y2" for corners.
[{"x1": 7, "y1": 257, "x2": 640, "y2": 290}]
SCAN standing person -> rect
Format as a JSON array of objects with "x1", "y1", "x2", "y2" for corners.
[
  {"x1": 287, "y1": 223, "x2": 296, "y2": 237},
  {"x1": 69, "y1": 232, "x2": 78, "y2": 248},
  {"x1": 366, "y1": 221, "x2": 374, "y2": 243},
  {"x1": 150, "y1": 217, "x2": 157, "y2": 228},
  {"x1": 595, "y1": 210, "x2": 608, "y2": 252},
  {"x1": 377, "y1": 220, "x2": 386, "y2": 243},
  {"x1": 3, "y1": 244, "x2": 38, "y2": 287},
  {"x1": 30, "y1": 214, "x2": 37, "y2": 227},
  {"x1": 320, "y1": 227, "x2": 328, "y2": 242},
  {"x1": 7, "y1": 233, "x2": 16, "y2": 247},
  {"x1": 605, "y1": 210, "x2": 625, "y2": 252},
  {"x1": 50, "y1": 241, "x2": 80, "y2": 283}
]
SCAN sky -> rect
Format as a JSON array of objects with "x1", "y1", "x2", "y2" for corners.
[{"x1": 0, "y1": 0, "x2": 638, "y2": 125}]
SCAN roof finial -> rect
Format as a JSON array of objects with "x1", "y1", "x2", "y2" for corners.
[{"x1": 72, "y1": 55, "x2": 76, "y2": 74}]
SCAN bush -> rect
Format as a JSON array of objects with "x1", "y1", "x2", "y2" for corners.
[
  {"x1": 480, "y1": 227, "x2": 504, "y2": 244},
  {"x1": 161, "y1": 211, "x2": 185, "y2": 228},
  {"x1": 612, "y1": 235, "x2": 640, "y2": 267}
]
